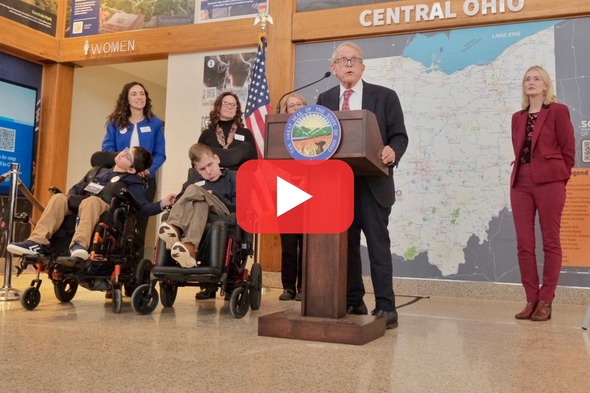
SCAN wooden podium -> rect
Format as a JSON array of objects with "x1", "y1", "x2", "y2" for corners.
[{"x1": 257, "y1": 110, "x2": 388, "y2": 345}]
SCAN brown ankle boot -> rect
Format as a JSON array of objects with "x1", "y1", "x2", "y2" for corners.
[
  {"x1": 530, "y1": 301, "x2": 552, "y2": 321},
  {"x1": 515, "y1": 302, "x2": 537, "y2": 319}
]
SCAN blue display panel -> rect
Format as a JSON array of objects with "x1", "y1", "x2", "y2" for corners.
[{"x1": 0, "y1": 79, "x2": 37, "y2": 193}]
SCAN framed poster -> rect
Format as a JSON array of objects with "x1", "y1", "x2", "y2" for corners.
[{"x1": 197, "y1": 0, "x2": 267, "y2": 22}]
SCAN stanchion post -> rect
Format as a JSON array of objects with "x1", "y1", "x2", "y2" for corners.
[{"x1": 0, "y1": 163, "x2": 22, "y2": 301}]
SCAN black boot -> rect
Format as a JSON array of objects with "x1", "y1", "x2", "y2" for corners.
[{"x1": 195, "y1": 287, "x2": 216, "y2": 300}]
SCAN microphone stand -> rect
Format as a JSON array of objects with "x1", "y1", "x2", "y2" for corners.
[{"x1": 276, "y1": 71, "x2": 331, "y2": 113}]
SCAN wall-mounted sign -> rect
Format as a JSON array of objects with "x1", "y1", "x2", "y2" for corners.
[
  {"x1": 198, "y1": 0, "x2": 268, "y2": 22},
  {"x1": 359, "y1": 0, "x2": 525, "y2": 26},
  {"x1": 67, "y1": 0, "x2": 270, "y2": 37},
  {"x1": 83, "y1": 40, "x2": 136, "y2": 56},
  {"x1": 0, "y1": 0, "x2": 57, "y2": 35}
]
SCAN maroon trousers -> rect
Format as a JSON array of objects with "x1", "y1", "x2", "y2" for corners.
[{"x1": 510, "y1": 164, "x2": 566, "y2": 303}]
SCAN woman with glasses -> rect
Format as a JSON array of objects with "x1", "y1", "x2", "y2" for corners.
[
  {"x1": 195, "y1": 91, "x2": 257, "y2": 300},
  {"x1": 197, "y1": 91, "x2": 257, "y2": 170},
  {"x1": 278, "y1": 92, "x2": 307, "y2": 115}
]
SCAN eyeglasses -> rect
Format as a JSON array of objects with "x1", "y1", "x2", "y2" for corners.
[
  {"x1": 334, "y1": 57, "x2": 363, "y2": 66},
  {"x1": 122, "y1": 147, "x2": 134, "y2": 166},
  {"x1": 287, "y1": 102, "x2": 305, "y2": 110},
  {"x1": 221, "y1": 101, "x2": 237, "y2": 108}
]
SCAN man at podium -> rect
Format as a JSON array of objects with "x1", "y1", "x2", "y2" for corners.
[{"x1": 316, "y1": 41, "x2": 409, "y2": 329}]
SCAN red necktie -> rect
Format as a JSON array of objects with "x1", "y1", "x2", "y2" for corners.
[{"x1": 341, "y1": 89, "x2": 353, "y2": 111}]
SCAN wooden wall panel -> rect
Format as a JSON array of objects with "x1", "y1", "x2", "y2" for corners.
[
  {"x1": 0, "y1": 18, "x2": 58, "y2": 62},
  {"x1": 55, "y1": 0, "x2": 67, "y2": 40},
  {"x1": 58, "y1": 20, "x2": 260, "y2": 66},
  {"x1": 34, "y1": 63, "x2": 74, "y2": 214}
]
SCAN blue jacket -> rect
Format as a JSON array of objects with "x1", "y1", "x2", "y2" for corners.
[{"x1": 102, "y1": 117, "x2": 166, "y2": 178}]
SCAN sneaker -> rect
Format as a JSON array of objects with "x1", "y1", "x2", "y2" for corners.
[
  {"x1": 171, "y1": 241, "x2": 197, "y2": 268},
  {"x1": 7, "y1": 240, "x2": 50, "y2": 256},
  {"x1": 70, "y1": 243, "x2": 89, "y2": 260},
  {"x1": 158, "y1": 222, "x2": 180, "y2": 250}
]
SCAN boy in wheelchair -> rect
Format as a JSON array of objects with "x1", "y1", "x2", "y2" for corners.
[
  {"x1": 8, "y1": 146, "x2": 175, "y2": 259},
  {"x1": 158, "y1": 143, "x2": 235, "y2": 268},
  {"x1": 131, "y1": 143, "x2": 260, "y2": 317}
]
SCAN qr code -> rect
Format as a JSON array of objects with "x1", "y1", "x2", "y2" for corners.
[
  {"x1": 72, "y1": 21, "x2": 83, "y2": 35},
  {"x1": 0, "y1": 127, "x2": 16, "y2": 153},
  {"x1": 583, "y1": 140, "x2": 590, "y2": 163},
  {"x1": 203, "y1": 87, "x2": 217, "y2": 101}
]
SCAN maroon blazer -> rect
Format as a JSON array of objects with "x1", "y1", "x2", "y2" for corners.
[{"x1": 510, "y1": 102, "x2": 575, "y2": 187}]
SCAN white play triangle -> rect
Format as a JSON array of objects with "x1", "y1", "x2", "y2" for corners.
[{"x1": 276, "y1": 176, "x2": 313, "y2": 217}]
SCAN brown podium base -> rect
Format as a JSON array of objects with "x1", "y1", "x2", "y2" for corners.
[{"x1": 258, "y1": 310, "x2": 386, "y2": 345}]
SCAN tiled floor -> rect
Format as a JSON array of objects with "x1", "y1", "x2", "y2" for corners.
[{"x1": 1, "y1": 273, "x2": 590, "y2": 393}]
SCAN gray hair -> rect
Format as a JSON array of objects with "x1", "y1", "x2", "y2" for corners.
[{"x1": 331, "y1": 41, "x2": 364, "y2": 64}]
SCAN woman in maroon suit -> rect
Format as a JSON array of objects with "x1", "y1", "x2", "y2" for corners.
[{"x1": 510, "y1": 65, "x2": 575, "y2": 321}]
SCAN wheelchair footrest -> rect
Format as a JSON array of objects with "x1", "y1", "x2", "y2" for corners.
[
  {"x1": 152, "y1": 266, "x2": 222, "y2": 276},
  {"x1": 56, "y1": 257, "x2": 81, "y2": 268}
]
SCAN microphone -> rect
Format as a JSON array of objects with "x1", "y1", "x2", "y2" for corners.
[{"x1": 276, "y1": 71, "x2": 331, "y2": 113}]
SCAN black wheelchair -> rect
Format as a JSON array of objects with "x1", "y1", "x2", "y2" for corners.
[
  {"x1": 15, "y1": 152, "x2": 152, "y2": 313},
  {"x1": 131, "y1": 169, "x2": 262, "y2": 319}
]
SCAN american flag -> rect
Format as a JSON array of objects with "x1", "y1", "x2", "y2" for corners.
[{"x1": 244, "y1": 34, "x2": 270, "y2": 157}]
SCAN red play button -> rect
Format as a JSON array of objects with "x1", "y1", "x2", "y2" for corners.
[{"x1": 236, "y1": 160, "x2": 353, "y2": 234}]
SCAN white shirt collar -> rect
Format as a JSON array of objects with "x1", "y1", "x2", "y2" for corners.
[{"x1": 339, "y1": 79, "x2": 363, "y2": 98}]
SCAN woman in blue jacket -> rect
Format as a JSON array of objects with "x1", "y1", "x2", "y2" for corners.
[{"x1": 103, "y1": 81, "x2": 166, "y2": 262}]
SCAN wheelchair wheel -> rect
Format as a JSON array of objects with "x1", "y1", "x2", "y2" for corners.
[
  {"x1": 112, "y1": 288, "x2": 123, "y2": 314},
  {"x1": 159, "y1": 282, "x2": 178, "y2": 308},
  {"x1": 136, "y1": 258, "x2": 152, "y2": 285},
  {"x1": 229, "y1": 286, "x2": 250, "y2": 319},
  {"x1": 125, "y1": 258, "x2": 152, "y2": 297},
  {"x1": 53, "y1": 278, "x2": 78, "y2": 303},
  {"x1": 249, "y1": 262, "x2": 262, "y2": 311},
  {"x1": 21, "y1": 287, "x2": 41, "y2": 311},
  {"x1": 131, "y1": 284, "x2": 159, "y2": 315}
]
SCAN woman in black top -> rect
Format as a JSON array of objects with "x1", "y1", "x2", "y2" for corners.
[{"x1": 198, "y1": 91, "x2": 257, "y2": 169}]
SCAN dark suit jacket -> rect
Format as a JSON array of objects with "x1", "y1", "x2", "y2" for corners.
[
  {"x1": 316, "y1": 80, "x2": 408, "y2": 207},
  {"x1": 510, "y1": 102, "x2": 575, "y2": 187},
  {"x1": 68, "y1": 167, "x2": 163, "y2": 216},
  {"x1": 178, "y1": 169, "x2": 236, "y2": 213}
]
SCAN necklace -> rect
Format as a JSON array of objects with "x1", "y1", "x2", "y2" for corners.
[{"x1": 215, "y1": 122, "x2": 237, "y2": 148}]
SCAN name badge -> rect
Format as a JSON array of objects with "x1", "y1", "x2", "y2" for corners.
[
  {"x1": 84, "y1": 182, "x2": 104, "y2": 194},
  {"x1": 140, "y1": 126, "x2": 151, "y2": 133},
  {"x1": 195, "y1": 180, "x2": 206, "y2": 187},
  {"x1": 234, "y1": 134, "x2": 245, "y2": 141}
]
